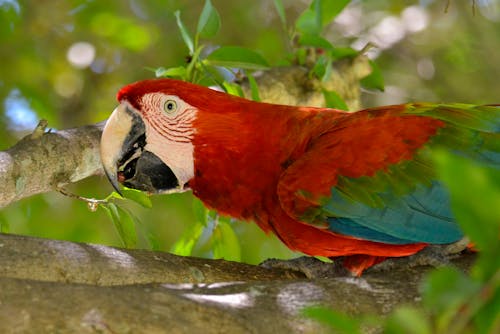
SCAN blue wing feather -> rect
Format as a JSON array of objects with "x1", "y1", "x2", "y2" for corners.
[{"x1": 326, "y1": 181, "x2": 462, "y2": 244}]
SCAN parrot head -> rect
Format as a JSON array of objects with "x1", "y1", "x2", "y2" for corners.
[{"x1": 100, "y1": 79, "x2": 201, "y2": 195}]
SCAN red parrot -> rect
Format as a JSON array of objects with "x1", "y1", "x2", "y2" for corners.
[{"x1": 100, "y1": 79, "x2": 500, "y2": 275}]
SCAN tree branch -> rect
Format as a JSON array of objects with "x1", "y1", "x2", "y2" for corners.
[
  {"x1": 0, "y1": 233, "x2": 476, "y2": 333},
  {"x1": 0, "y1": 123, "x2": 104, "y2": 208},
  {"x1": 0, "y1": 233, "x2": 301, "y2": 285}
]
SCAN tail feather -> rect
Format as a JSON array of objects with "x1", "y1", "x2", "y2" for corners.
[{"x1": 405, "y1": 103, "x2": 500, "y2": 133}]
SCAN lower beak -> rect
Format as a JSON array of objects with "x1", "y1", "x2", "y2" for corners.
[{"x1": 120, "y1": 150, "x2": 179, "y2": 193}]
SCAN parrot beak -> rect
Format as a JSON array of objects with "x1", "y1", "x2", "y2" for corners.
[
  {"x1": 100, "y1": 103, "x2": 180, "y2": 195},
  {"x1": 100, "y1": 103, "x2": 141, "y2": 195}
]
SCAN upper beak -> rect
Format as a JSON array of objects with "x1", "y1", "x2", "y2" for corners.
[{"x1": 100, "y1": 103, "x2": 145, "y2": 195}]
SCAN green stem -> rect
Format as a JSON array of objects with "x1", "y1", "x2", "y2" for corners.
[
  {"x1": 447, "y1": 269, "x2": 500, "y2": 333},
  {"x1": 187, "y1": 45, "x2": 204, "y2": 83}
]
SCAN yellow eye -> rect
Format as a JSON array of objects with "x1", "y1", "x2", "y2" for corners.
[{"x1": 164, "y1": 100, "x2": 177, "y2": 113}]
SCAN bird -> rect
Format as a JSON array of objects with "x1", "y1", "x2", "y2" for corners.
[{"x1": 100, "y1": 78, "x2": 499, "y2": 276}]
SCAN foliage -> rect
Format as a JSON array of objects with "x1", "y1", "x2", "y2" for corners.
[
  {"x1": 162, "y1": 1, "x2": 269, "y2": 88},
  {"x1": 302, "y1": 152, "x2": 500, "y2": 333}
]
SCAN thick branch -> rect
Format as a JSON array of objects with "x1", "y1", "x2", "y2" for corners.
[
  {"x1": 0, "y1": 233, "x2": 476, "y2": 333},
  {"x1": 0, "y1": 233, "x2": 301, "y2": 285},
  {"x1": 0, "y1": 123, "x2": 104, "y2": 208},
  {"x1": 243, "y1": 56, "x2": 370, "y2": 111}
]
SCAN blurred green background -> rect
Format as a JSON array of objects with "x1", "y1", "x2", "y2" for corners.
[{"x1": 1, "y1": 0, "x2": 499, "y2": 264}]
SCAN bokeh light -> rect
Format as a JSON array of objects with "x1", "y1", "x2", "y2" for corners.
[{"x1": 67, "y1": 42, "x2": 96, "y2": 69}]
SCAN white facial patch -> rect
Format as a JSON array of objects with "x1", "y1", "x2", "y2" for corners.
[
  {"x1": 145, "y1": 129, "x2": 194, "y2": 190},
  {"x1": 139, "y1": 93, "x2": 198, "y2": 190}
]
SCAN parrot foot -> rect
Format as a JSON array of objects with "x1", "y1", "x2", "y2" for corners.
[
  {"x1": 260, "y1": 256, "x2": 350, "y2": 279},
  {"x1": 368, "y1": 242, "x2": 469, "y2": 273}
]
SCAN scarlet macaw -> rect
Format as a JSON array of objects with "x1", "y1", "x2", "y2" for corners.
[{"x1": 100, "y1": 79, "x2": 500, "y2": 275}]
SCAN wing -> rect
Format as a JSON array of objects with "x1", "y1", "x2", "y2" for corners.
[{"x1": 277, "y1": 103, "x2": 500, "y2": 245}]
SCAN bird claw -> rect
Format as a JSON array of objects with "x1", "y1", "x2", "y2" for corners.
[
  {"x1": 367, "y1": 243, "x2": 469, "y2": 273},
  {"x1": 260, "y1": 256, "x2": 350, "y2": 279}
]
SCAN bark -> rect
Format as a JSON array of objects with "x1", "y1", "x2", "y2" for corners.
[
  {"x1": 0, "y1": 123, "x2": 104, "y2": 208},
  {"x1": 242, "y1": 56, "x2": 370, "y2": 111},
  {"x1": 0, "y1": 233, "x2": 476, "y2": 334}
]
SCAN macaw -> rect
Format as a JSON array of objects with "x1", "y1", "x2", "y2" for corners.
[{"x1": 100, "y1": 78, "x2": 500, "y2": 275}]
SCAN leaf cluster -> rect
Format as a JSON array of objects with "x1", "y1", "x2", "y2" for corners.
[
  {"x1": 156, "y1": 0, "x2": 268, "y2": 98},
  {"x1": 99, "y1": 188, "x2": 158, "y2": 249}
]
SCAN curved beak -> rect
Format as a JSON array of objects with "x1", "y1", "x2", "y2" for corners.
[
  {"x1": 100, "y1": 103, "x2": 145, "y2": 195},
  {"x1": 100, "y1": 102, "x2": 180, "y2": 194}
]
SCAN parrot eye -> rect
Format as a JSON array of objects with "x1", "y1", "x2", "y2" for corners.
[{"x1": 164, "y1": 100, "x2": 177, "y2": 113}]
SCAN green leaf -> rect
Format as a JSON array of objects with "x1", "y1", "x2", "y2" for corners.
[
  {"x1": 361, "y1": 60, "x2": 385, "y2": 91},
  {"x1": 311, "y1": 54, "x2": 328, "y2": 79},
  {"x1": 323, "y1": 89, "x2": 348, "y2": 110},
  {"x1": 295, "y1": 7, "x2": 320, "y2": 35},
  {"x1": 322, "y1": 57, "x2": 333, "y2": 82},
  {"x1": 298, "y1": 34, "x2": 333, "y2": 50},
  {"x1": 186, "y1": 45, "x2": 205, "y2": 81},
  {"x1": 314, "y1": 256, "x2": 333, "y2": 263},
  {"x1": 330, "y1": 46, "x2": 358, "y2": 60},
  {"x1": 421, "y1": 267, "x2": 480, "y2": 330},
  {"x1": 107, "y1": 191, "x2": 124, "y2": 201},
  {"x1": 295, "y1": 0, "x2": 348, "y2": 35},
  {"x1": 434, "y1": 151, "x2": 500, "y2": 254},
  {"x1": 121, "y1": 187, "x2": 152, "y2": 209},
  {"x1": 212, "y1": 217, "x2": 241, "y2": 262},
  {"x1": 171, "y1": 221, "x2": 205, "y2": 256},
  {"x1": 302, "y1": 306, "x2": 361, "y2": 334},
  {"x1": 205, "y1": 46, "x2": 269, "y2": 70},
  {"x1": 171, "y1": 198, "x2": 209, "y2": 256},
  {"x1": 273, "y1": 0, "x2": 287, "y2": 27},
  {"x1": 142, "y1": 229, "x2": 161, "y2": 251},
  {"x1": 472, "y1": 283, "x2": 500, "y2": 334},
  {"x1": 295, "y1": 48, "x2": 307, "y2": 65},
  {"x1": 102, "y1": 203, "x2": 137, "y2": 248},
  {"x1": 247, "y1": 72, "x2": 261, "y2": 101},
  {"x1": 192, "y1": 197, "x2": 209, "y2": 226},
  {"x1": 195, "y1": 64, "x2": 225, "y2": 86},
  {"x1": 122, "y1": 207, "x2": 160, "y2": 251},
  {"x1": 222, "y1": 81, "x2": 245, "y2": 97},
  {"x1": 384, "y1": 307, "x2": 431, "y2": 334},
  {"x1": 174, "y1": 10, "x2": 194, "y2": 54},
  {"x1": 155, "y1": 66, "x2": 187, "y2": 79},
  {"x1": 0, "y1": 214, "x2": 9, "y2": 233},
  {"x1": 196, "y1": 0, "x2": 221, "y2": 39},
  {"x1": 319, "y1": 0, "x2": 350, "y2": 26}
]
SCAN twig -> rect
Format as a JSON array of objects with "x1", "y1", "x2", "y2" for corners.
[
  {"x1": 56, "y1": 186, "x2": 108, "y2": 212},
  {"x1": 30, "y1": 119, "x2": 49, "y2": 140}
]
